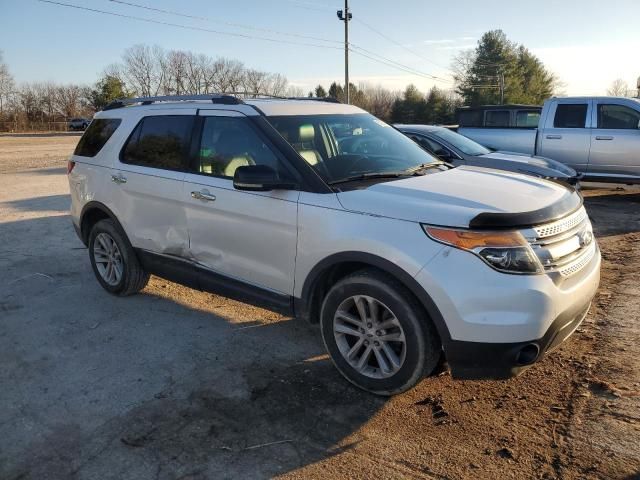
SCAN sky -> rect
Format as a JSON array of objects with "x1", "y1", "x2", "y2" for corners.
[{"x1": 1, "y1": 0, "x2": 639, "y2": 96}]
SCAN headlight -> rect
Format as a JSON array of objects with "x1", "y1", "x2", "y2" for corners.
[{"x1": 423, "y1": 226, "x2": 542, "y2": 274}]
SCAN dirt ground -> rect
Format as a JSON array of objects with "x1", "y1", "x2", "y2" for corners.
[{"x1": 1, "y1": 134, "x2": 638, "y2": 480}]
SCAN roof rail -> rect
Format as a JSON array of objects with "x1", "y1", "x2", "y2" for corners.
[
  {"x1": 103, "y1": 94, "x2": 244, "y2": 111},
  {"x1": 223, "y1": 92, "x2": 342, "y2": 103}
]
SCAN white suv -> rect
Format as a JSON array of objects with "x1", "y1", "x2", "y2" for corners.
[{"x1": 68, "y1": 94, "x2": 601, "y2": 395}]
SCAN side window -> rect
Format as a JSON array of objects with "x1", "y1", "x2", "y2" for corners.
[
  {"x1": 515, "y1": 110, "x2": 540, "y2": 128},
  {"x1": 485, "y1": 110, "x2": 510, "y2": 127},
  {"x1": 598, "y1": 104, "x2": 640, "y2": 129},
  {"x1": 122, "y1": 115, "x2": 194, "y2": 170},
  {"x1": 197, "y1": 116, "x2": 282, "y2": 178},
  {"x1": 457, "y1": 110, "x2": 482, "y2": 127},
  {"x1": 553, "y1": 104, "x2": 588, "y2": 128},
  {"x1": 74, "y1": 118, "x2": 121, "y2": 157},
  {"x1": 414, "y1": 135, "x2": 441, "y2": 153}
]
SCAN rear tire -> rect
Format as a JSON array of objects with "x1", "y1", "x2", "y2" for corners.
[
  {"x1": 88, "y1": 219, "x2": 149, "y2": 296},
  {"x1": 320, "y1": 269, "x2": 441, "y2": 396}
]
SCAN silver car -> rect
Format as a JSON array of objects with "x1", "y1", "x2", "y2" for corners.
[{"x1": 396, "y1": 124, "x2": 580, "y2": 186}]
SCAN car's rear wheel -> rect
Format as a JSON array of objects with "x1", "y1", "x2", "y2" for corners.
[
  {"x1": 320, "y1": 269, "x2": 441, "y2": 396},
  {"x1": 88, "y1": 219, "x2": 149, "y2": 296}
]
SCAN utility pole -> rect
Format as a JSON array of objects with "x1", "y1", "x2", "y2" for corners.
[
  {"x1": 337, "y1": 1, "x2": 352, "y2": 104},
  {"x1": 499, "y1": 71, "x2": 505, "y2": 105}
]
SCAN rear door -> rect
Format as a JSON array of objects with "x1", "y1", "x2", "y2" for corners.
[
  {"x1": 538, "y1": 100, "x2": 593, "y2": 173},
  {"x1": 588, "y1": 100, "x2": 640, "y2": 180},
  {"x1": 111, "y1": 109, "x2": 195, "y2": 256},
  {"x1": 183, "y1": 110, "x2": 300, "y2": 295}
]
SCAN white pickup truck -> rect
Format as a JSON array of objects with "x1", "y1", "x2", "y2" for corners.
[{"x1": 458, "y1": 97, "x2": 640, "y2": 184}]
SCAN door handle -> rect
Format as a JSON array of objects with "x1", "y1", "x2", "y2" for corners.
[
  {"x1": 595, "y1": 135, "x2": 614, "y2": 140},
  {"x1": 191, "y1": 190, "x2": 216, "y2": 202},
  {"x1": 546, "y1": 134, "x2": 562, "y2": 140},
  {"x1": 111, "y1": 174, "x2": 127, "y2": 184}
]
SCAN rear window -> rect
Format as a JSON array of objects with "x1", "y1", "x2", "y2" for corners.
[
  {"x1": 485, "y1": 110, "x2": 510, "y2": 127},
  {"x1": 121, "y1": 115, "x2": 194, "y2": 171},
  {"x1": 73, "y1": 118, "x2": 121, "y2": 157},
  {"x1": 553, "y1": 104, "x2": 588, "y2": 128}
]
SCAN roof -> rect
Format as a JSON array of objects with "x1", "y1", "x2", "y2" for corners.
[
  {"x1": 456, "y1": 104, "x2": 541, "y2": 111},
  {"x1": 99, "y1": 94, "x2": 365, "y2": 117}
]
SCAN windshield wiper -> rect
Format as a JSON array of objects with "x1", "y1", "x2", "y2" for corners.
[
  {"x1": 328, "y1": 162, "x2": 448, "y2": 186},
  {"x1": 403, "y1": 161, "x2": 448, "y2": 174},
  {"x1": 327, "y1": 171, "x2": 408, "y2": 186}
]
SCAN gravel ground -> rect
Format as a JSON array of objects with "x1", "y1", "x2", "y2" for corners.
[{"x1": 1, "y1": 135, "x2": 638, "y2": 479}]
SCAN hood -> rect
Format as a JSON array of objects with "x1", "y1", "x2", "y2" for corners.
[
  {"x1": 336, "y1": 165, "x2": 579, "y2": 228},
  {"x1": 480, "y1": 151, "x2": 577, "y2": 177}
]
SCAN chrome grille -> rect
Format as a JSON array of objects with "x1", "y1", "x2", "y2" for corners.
[
  {"x1": 524, "y1": 207, "x2": 595, "y2": 278},
  {"x1": 533, "y1": 208, "x2": 587, "y2": 239}
]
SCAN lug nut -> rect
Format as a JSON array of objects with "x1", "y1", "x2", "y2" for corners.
[
  {"x1": 374, "y1": 341, "x2": 380, "y2": 347},
  {"x1": 375, "y1": 330, "x2": 381, "y2": 336},
  {"x1": 367, "y1": 323, "x2": 372, "y2": 328},
  {"x1": 359, "y1": 327, "x2": 365, "y2": 334},
  {"x1": 364, "y1": 340, "x2": 369, "y2": 346}
]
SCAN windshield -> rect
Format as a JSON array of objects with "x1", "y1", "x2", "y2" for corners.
[
  {"x1": 268, "y1": 113, "x2": 440, "y2": 184},
  {"x1": 431, "y1": 128, "x2": 491, "y2": 156}
]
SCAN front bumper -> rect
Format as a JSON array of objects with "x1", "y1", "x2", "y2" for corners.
[
  {"x1": 415, "y1": 240, "x2": 601, "y2": 379},
  {"x1": 445, "y1": 300, "x2": 591, "y2": 379}
]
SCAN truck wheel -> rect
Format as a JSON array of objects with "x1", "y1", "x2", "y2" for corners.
[
  {"x1": 320, "y1": 269, "x2": 441, "y2": 396},
  {"x1": 88, "y1": 219, "x2": 149, "y2": 296}
]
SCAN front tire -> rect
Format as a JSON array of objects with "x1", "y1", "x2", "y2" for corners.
[
  {"x1": 320, "y1": 269, "x2": 441, "y2": 396},
  {"x1": 88, "y1": 219, "x2": 149, "y2": 296}
]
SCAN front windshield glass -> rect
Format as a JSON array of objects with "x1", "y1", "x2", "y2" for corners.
[
  {"x1": 431, "y1": 128, "x2": 491, "y2": 156},
  {"x1": 268, "y1": 113, "x2": 440, "y2": 183}
]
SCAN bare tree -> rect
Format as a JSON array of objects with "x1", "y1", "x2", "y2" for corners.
[
  {"x1": 359, "y1": 83, "x2": 399, "y2": 120},
  {"x1": 607, "y1": 78, "x2": 630, "y2": 97},
  {"x1": 122, "y1": 44, "x2": 159, "y2": 97},
  {"x1": 0, "y1": 51, "x2": 15, "y2": 117},
  {"x1": 56, "y1": 84, "x2": 84, "y2": 117}
]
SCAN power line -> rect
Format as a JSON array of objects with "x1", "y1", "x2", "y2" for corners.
[
  {"x1": 100, "y1": 0, "x2": 453, "y2": 86},
  {"x1": 107, "y1": 0, "x2": 341, "y2": 45},
  {"x1": 351, "y1": 44, "x2": 453, "y2": 84},
  {"x1": 352, "y1": 17, "x2": 452, "y2": 74},
  {"x1": 35, "y1": 0, "x2": 343, "y2": 50}
]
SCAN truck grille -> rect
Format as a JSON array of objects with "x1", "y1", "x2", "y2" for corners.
[{"x1": 523, "y1": 207, "x2": 596, "y2": 278}]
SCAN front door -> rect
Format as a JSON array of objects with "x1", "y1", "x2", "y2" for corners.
[
  {"x1": 183, "y1": 110, "x2": 300, "y2": 295},
  {"x1": 588, "y1": 100, "x2": 640, "y2": 181}
]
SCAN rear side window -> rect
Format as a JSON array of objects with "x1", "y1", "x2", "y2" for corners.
[
  {"x1": 122, "y1": 115, "x2": 194, "y2": 170},
  {"x1": 598, "y1": 104, "x2": 640, "y2": 129},
  {"x1": 485, "y1": 110, "x2": 510, "y2": 127},
  {"x1": 73, "y1": 119, "x2": 121, "y2": 157},
  {"x1": 553, "y1": 104, "x2": 588, "y2": 128},
  {"x1": 515, "y1": 110, "x2": 540, "y2": 128}
]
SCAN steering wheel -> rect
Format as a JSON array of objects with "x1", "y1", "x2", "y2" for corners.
[{"x1": 349, "y1": 136, "x2": 388, "y2": 154}]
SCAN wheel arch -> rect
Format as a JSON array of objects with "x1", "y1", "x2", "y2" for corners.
[
  {"x1": 79, "y1": 201, "x2": 128, "y2": 246},
  {"x1": 295, "y1": 252, "x2": 452, "y2": 345}
]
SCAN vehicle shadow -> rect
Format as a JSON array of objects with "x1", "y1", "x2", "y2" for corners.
[
  {"x1": 0, "y1": 132, "x2": 82, "y2": 138},
  {"x1": 584, "y1": 192, "x2": 640, "y2": 237},
  {"x1": 1, "y1": 193, "x2": 69, "y2": 213},
  {"x1": 0, "y1": 213, "x2": 387, "y2": 480},
  {"x1": 16, "y1": 166, "x2": 68, "y2": 176}
]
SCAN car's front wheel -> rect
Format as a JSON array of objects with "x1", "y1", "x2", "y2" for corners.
[
  {"x1": 320, "y1": 269, "x2": 441, "y2": 396},
  {"x1": 88, "y1": 219, "x2": 149, "y2": 296}
]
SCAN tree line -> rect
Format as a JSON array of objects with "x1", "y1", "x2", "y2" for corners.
[{"x1": 6, "y1": 30, "x2": 630, "y2": 132}]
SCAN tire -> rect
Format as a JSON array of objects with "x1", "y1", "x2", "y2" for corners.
[
  {"x1": 320, "y1": 269, "x2": 441, "y2": 396},
  {"x1": 88, "y1": 219, "x2": 149, "y2": 296}
]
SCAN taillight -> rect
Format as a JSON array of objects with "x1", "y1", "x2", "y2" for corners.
[{"x1": 67, "y1": 160, "x2": 76, "y2": 174}]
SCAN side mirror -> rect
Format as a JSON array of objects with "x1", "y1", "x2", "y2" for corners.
[{"x1": 233, "y1": 165, "x2": 296, "y2": 192}]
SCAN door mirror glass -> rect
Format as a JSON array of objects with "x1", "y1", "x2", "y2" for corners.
[{"x1": 233, "y1": 165, "x2": 296, "y2": 192}]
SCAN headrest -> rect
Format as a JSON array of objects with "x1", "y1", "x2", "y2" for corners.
[{"x1": 298, "y1": 124, "x2": 315, "y2": 142}]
